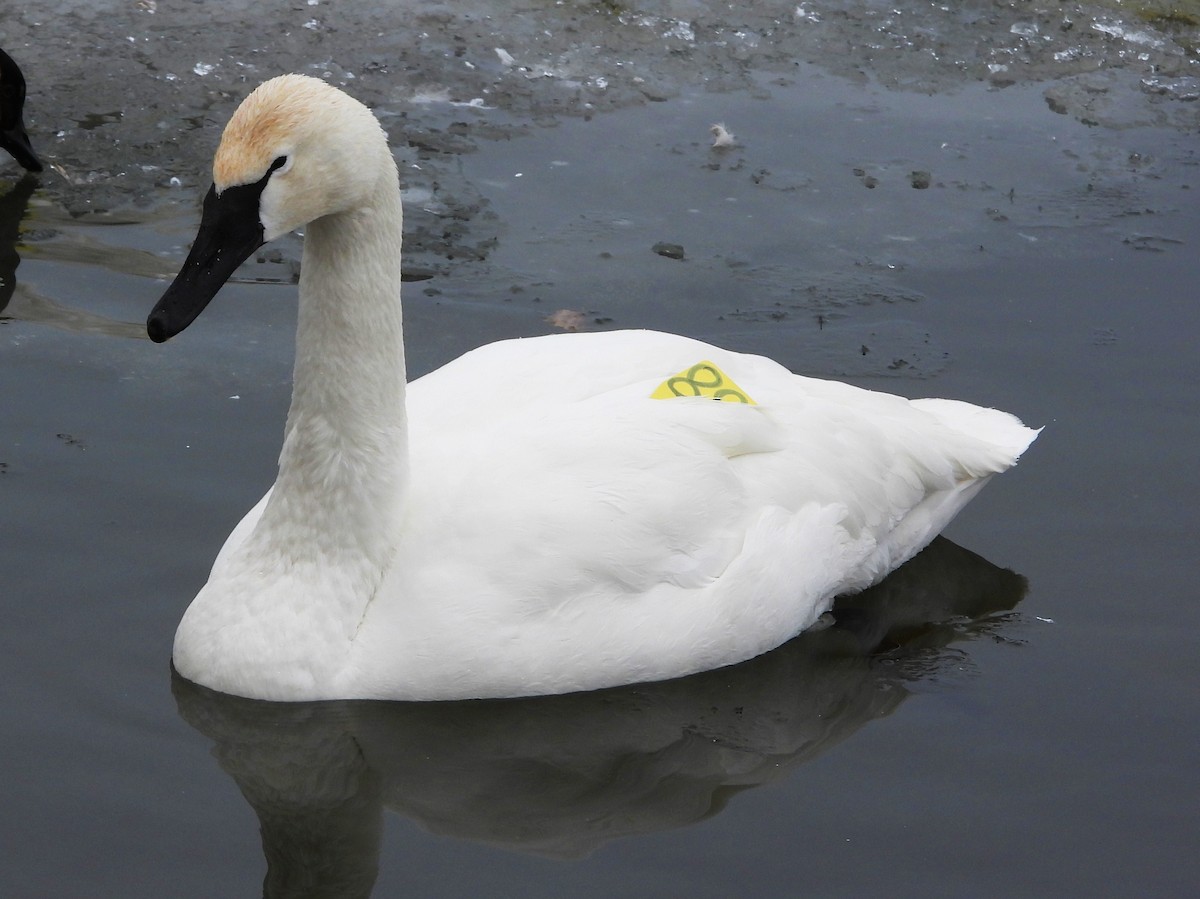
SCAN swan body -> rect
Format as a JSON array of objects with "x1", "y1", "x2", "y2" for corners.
[{"x1": 148, "y1": 75, "x2": 1038, "y2": 702}]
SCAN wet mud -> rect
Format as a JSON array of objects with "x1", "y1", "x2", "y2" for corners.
[{"x1": 3, "y1": 0, "x2": 1199, "y2": 273}]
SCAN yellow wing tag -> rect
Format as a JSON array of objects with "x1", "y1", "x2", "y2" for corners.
[{"x1": 650, "y1": 360, "x2": 757, "y2": 404}]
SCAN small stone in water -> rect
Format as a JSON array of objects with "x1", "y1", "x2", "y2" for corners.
[{"x1": 652, "y1": 242, "x2": 685, "y2": 260}]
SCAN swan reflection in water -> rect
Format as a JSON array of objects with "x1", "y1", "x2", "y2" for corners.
[
  {"x1": 173, "y1": 537, "x2": 1026, "y2": 895},
  {"x1": 0, "y1": 171, "x2": 172, "y2": 338}
]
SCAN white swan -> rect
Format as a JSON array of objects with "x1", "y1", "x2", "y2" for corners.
[{"x1": 147, "y1": 75, "x2": 1038, "y2": 702}]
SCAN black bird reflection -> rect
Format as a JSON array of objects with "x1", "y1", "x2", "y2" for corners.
[
  {"x1": 173, "y1": 537, "x2": 1027, "y2": 898},
  {"x1": 0, "y1": 173, "x2": 36, "y2": 316}
]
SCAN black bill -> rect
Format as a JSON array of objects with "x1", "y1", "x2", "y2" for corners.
[{"x1": 146, "y1": 176, "x2": 270, "y2": 343}]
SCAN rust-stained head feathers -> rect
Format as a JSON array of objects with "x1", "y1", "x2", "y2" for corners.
[
  {"x1": 208, "y1": 74, "x2": 396, "y2": 243},
  {"x1": 212, "y1": 74, "x2": 389, "y2": 188},
  {"x1": 214, "y1": 74, "x2": 335, "y2": 189}
]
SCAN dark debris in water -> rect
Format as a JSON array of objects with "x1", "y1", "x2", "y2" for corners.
[{"x1": 652, "y1": 242, "x2": 686, "y2": 260}]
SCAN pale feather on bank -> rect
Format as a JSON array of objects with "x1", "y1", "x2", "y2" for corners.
[{"x1": 147, "y1": 75, "x2": 1039, "y2": 702}]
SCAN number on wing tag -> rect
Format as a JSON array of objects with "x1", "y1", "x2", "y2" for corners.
[{"x1": 650, "y1": 360, "x2": 756, "y2": 405}]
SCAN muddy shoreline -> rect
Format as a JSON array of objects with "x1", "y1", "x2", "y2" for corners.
[{"x1": 3, "y1": 0, "x2": 1199, "y2": 272}]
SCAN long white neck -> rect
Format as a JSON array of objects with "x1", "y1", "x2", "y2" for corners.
[{"x1": 251, "y1": 169, "x2": 407, "y2": 619}]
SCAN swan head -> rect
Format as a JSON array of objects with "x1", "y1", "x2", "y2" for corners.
[{"x1": 147, "y1": 74, "x2": 392, "y2": 343}]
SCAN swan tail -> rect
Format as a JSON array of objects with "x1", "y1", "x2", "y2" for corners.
[{"x1": 910, "y1": 398, "x2": 1041, "y2": 467}]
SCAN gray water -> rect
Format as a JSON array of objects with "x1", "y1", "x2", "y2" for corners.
[{"x1": 2, "y1": 2, "x2": 1198, "y2": 896}]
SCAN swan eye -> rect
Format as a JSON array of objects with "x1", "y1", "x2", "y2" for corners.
[{"x1": 269, "y1": 155, "x2": 292, "y2": 176}]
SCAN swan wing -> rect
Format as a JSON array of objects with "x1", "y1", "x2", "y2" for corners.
[{"x1": 351, "y1": 330, "x2": 1034, "y2": 698}]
